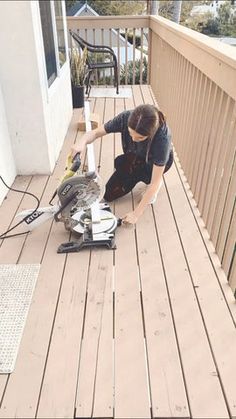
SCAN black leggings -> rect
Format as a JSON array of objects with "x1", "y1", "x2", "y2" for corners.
[{"x1": 104, "y1": 150, "x2": 174, "y2": 202}]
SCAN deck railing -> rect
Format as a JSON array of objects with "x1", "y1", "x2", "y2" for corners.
[
  {"x1": 66, "y1": 15, "x2": 236, "y2": 293},
  {"x1": 149, "y1": 15, "x2": 236, "y2": 293},
  {"x1": 67, "y1": 16, "x2": 149, "y2": 86}
]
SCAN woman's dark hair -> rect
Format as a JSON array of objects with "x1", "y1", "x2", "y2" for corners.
[
  {"x1": 128, "y1": 104, "x2": 165, "y2": 137},
  {"x1": 128, "y1": 104, "x2": 166, "y2": 161}
]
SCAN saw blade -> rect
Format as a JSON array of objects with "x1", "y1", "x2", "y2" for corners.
[{"x1": 57, "y1": 174, "x2": 101, "y2": 218}]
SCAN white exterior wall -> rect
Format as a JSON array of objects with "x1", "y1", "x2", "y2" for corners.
[
  {"x1": 0, "y1": 82, "x2": 16, "y2": 205},
  {"x1": 0, "y1": 0, "x2": 72, "y2": 181}
]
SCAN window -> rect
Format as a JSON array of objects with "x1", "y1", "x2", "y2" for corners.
[
  {"x1": 54, "y1": 1, "x2": 66, "y2": 67},
  {"x1": 39, "y1": 1, "x2": 67, "y2": 87},
  {"x1": 39, "y1": 1, "x2": 57, "y2": 86}
]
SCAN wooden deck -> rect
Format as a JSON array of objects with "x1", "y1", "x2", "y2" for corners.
[{"x1": 0, "y1": 85, "x2": 236, "y2": 419}]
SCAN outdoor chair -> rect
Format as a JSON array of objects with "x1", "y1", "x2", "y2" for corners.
[{"x1": 69, "y1": 30, "x2": 119, "y2": 96}]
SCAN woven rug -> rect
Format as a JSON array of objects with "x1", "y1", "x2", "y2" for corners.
[
  {"x1": 89, "y1": 87, "x2": 132, "y2": 98},
  {"x1": 0, "y1": 264, "x2": 40, "y2": 373}
]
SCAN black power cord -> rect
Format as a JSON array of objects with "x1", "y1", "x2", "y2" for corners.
[{"x1": 0, "y1": 176, "x2": 40, "y2": 239}]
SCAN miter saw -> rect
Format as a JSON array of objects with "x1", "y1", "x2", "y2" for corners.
[{"x1": 16, "y1": 102, "x2": 119, "y2": 253}]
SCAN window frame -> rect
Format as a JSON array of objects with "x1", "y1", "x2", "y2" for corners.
[{"x1": 40, "y1": 0, "x2": 68, "y2": 89}]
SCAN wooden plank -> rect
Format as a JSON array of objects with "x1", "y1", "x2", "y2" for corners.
[
  {"x1": 92, "y1": 97, "x2": 116, "y2": 418},
  {"x1": 75, "y1": 249, "x2": 113, "y2": 419},
  {"x1": 217, "y1": 158, "x2": 236, "y2": 261},
  {"x1": 0, "y1": 110, "x2": 81, "y2": 419},
  {"x1": 229, "y1": 253, "x2": 236, "y2": 292},
  {"x1": 36, "y1": 251, "x2": 90, "y2": 419},
  {"x1": 184, "y1": 70, "x2": 203, "y2": 179},
  {"x1": 199, "y1": 88, "x2": 224, "y2": 217},
  {"x1": 135, "y1": 207, "x2": 190, "y2": 419},
  {"x1": 0, "y1": 110, "x2": 81, "y2": 406},
  {"x1": 179, "y1": 60, "x2": 192, "y2": 163},
  {"x1": 205, "y1": 95, "x2": 232, "y2": 232},
  {"x1": 0, "y1": 175, "x2": 48, "y2": 401},
  {"x1": 0, "y1": 176, "x2": 32, "y2": 248},
  {"x1": 36, "y1": 102, "x2": 103, "y2": 418},
  {"x1": 113, "y1": 93, "x2": 150, "y2": 418},
  {"x1": 194, "y1": 83, "x2": 218, "y2": 202},
  {"x1": 181, "y1": 64, "x2": 197, "y2": 170},
  {"x1": 191, "y1": 79, "x2": 213, "y2": 193},
  {"x1": 202, "y1": 92, "x2": 229, "y2": 222},
  {"x1": 211, "y1": 103, "x2": 236, "y2": 245},
  {"x1": 174, "y1": 153, "x2": 236, "y2": 330},
  {"x1": 165, "y1": 162, "x2": 236, "y2": 418},
  {"x1": 75, "y1": 98, "x2": 115, "y2": 418},
  {"x1": 140, "y1": 85, "x2": 227, "y2": 418},
  {"x1": 222, "y1": 206, "x2": 236, "y2": 277},
  {"x1": 137, "y1": 85, "x2": 189, "y2": 418},
  {"x1": 34, "y1": 105, "x2": 94, "y2": 419},
  {"x1": 175, "y1": 58, "x2": 188, "y2": 159},
  {"x1": 0, "y1": 175, "x2": 49, "y2": 264}
]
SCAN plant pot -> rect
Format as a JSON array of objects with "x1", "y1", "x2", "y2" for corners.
[{"x1": 71, "y1": 84, "x2": 84, "y2": 108}]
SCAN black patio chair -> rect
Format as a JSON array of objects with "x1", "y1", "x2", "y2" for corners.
[{"x1": 69, "y1": 30, "x2": 119, "y2": 96}]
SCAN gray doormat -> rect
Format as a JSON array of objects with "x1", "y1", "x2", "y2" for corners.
[
  {"x1": 89, "y1": 87, "x2": 132, "y2": 98},
  {"x1": 0, "y1": 264, "x2": 40, "y2": 373}
]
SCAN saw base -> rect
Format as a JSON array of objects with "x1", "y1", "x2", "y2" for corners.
[
  {"x1": 57, "y1": 203, "x2": 118, "y2": 253},
  {"x1": 57, "y1": 234, "x2": 116, "y2": 253}
]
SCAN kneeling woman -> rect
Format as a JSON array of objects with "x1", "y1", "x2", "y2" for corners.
[{"x1": 71, "y1": 104, "x2": 173, "y2": 225}]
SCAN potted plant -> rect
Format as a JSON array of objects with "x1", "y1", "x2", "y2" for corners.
[{"x1": 70, "y1": 46, "x2": 88, "y2": 108}]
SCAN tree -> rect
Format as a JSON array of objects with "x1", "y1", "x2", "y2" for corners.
[
  {"x1": 183, "y1": 1, "x2": 236, "y2": 36},
  {"x1": 65, "y1": 0, "x2": 77, "y2": 11},
  {"x1": 218, "y1": 1, "x2": 236, "y2": 36},
  {"x1": 66, "y1": 0, "x2": 146, "y2": 16},
  {"x1": 172, "y1": 0, "x2": 182, "y2": 23}
]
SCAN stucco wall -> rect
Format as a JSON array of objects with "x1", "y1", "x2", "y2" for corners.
[
  {"x1": 0, "y1": 82, "x2": 16, "y2": 205},
  {"x1": 0, "y1": 0, "x2": 72, "y2": 178}
]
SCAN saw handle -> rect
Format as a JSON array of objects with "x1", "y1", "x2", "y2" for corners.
[{"x1": 70, "y1": 153, "x2": 81, "y2": 172}]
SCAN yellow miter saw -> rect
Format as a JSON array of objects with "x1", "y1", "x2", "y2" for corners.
[{"x1": 16, "y1": 102, "x2": 119, "y2": 252}]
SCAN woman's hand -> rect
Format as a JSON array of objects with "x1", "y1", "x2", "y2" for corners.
[
  {"x1": 71, "y1": 141, "x2": 86, "y2": 159},
  {"x1": 71, "y1": 125, "x2": 107, "y2": 160},
  {"x1": 122, "y1": 211, "x2": 138, "y2": 226}
]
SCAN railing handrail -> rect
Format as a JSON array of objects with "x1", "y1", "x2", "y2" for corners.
[
  {"x1": 150, "y1": 15, "x2": 236, "y2": 67},
  {"x1": 67, "y1": 15, "x2": 150, "y2": 30},
  {"x1": 150, "y1": 15, "x2": 236, "y2": 100}
]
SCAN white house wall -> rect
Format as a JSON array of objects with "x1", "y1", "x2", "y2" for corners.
[
  {"x1": 0, "y1": 0, "x2": 72, "y2": 179},
  {"x1": 31, "y1": 1, "x2": 72, "y2": 170},
  {"x1": 0, "y1": 82, "x2": 16, "y2": 205}
]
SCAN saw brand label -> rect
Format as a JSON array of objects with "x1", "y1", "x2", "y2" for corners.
[
  {"x1": 24, "y1": 211, "x2": 43, "y2": 224},
  {"x1": 61, "y1": 184, "x2": 72, "y2": 196}
]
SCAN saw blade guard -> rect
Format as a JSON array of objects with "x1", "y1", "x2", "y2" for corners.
[{"x1": 56, "y1": 172, "x2": 103, "y2": 217}]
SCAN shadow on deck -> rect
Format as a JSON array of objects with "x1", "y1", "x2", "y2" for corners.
[{"x1": 0, "y1": 85, "x2": 235, "y2": 419}]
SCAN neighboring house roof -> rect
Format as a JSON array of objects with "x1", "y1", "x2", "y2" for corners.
[
  {"x1": 190, "y1": 0, "x2": 227, "y2": 17},
  {"x1": 67, "y1": 1, "x2": 98, "y2": 17}
]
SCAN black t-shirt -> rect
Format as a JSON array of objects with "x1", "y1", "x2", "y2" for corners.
[{"x1": 104, "y1": 110, "x2": 172, "y2": 167}]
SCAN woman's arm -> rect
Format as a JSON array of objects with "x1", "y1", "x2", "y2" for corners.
[
  {"x1": 71, "y1": 125, "x2": 107, "y2": 158},
  {"x1": 122, "y1": 164, "x2": 165, "y2": 225}
]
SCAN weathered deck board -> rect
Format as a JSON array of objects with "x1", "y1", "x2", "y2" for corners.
[
  {"x1": 165, "y1": 163, "x2": 236, "y2": 418},
  {"x1": 0, "y1": 109, "x2": 82, "y2": 419},
  {"x1": 75, "y1": 97, "x2": 114, "y2": 418},
  {"x1": 113, "y1": 96, "x2": 151, "y2": 419},
  {"x1": 0, "y1": 86, "x2": 235, "y2": 419},
  {"x1": 134, "y1": 85, "x2": 190, "y2": 418},
  {"x1": 91, "y1": 98, "x2": 116, "y2": 418}
]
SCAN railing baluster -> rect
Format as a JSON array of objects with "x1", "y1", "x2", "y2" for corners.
[
  {"x1": 125, "y1": 28, "x2": 128, "y2": 86},
  {"x1": 92, "y1": 28, "x2": 98, "y2": 86},
  {"x1": 140, "y1": 27, "x2": 143, "y2": 85},
  {"x1": 101, "y1": 28, "x2": 105, "y2": 85},
  {"x1": 132, "y1": 28, "x2": 136, "y2": 85},
  {"x1": 117, "y1": 27, "x2": 120, "y2": 87},
  {"x1": 109, "y1": 28, "x2": 112, "y2": 85}
]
